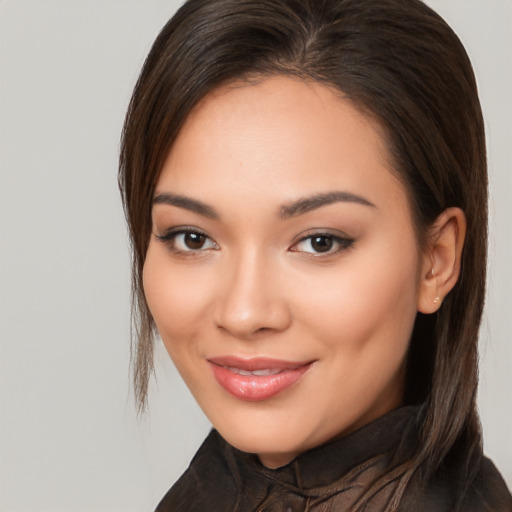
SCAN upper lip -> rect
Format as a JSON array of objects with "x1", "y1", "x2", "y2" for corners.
[{"x1": 207, "y1": 356, "x2": 314, "y2": 371}]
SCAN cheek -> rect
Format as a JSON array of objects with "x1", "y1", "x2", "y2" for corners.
[
  {"x1": 142, "y1": 244, "x2": 213, "y2": 356},
  {"x1": 292, "y1": 240, "x2": 421, "y2": 354}
]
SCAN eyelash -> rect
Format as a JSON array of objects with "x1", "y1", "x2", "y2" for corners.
[
  {"x1": 290, "y1": 232, "x2": 354, "y2": 256},
  {"x1": 155, "y1": 227, "x2": 219, "y2": 257},
  {"x1": 155, "y1": 228, "x2": 354, "y2": 257}
]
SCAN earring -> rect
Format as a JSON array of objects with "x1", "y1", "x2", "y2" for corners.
[
  {"x1": 433, "y1": 296, "x2": 440, "y2": 304},
  {"x1": 431, "y1": 268, "x2": 435, "y2": 277}
]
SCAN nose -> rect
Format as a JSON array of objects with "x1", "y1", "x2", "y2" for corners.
[{"x1": 213, "y1": 250, "x2": 292, "y2": 340}]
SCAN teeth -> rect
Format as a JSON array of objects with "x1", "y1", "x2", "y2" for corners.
[
  {"x1": 252, "y1": 368, "x2": 282, "y2": 376},
  {"x1": 226, "y1": 367, "x2": 283, "y2": 376}
]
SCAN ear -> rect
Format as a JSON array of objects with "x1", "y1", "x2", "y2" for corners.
[{"x1": 417, "y1": 207, "x2": 466, "y2": 314}]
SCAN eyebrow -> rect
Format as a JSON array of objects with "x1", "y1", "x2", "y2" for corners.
[
  {"x1": 152, "y1": 190, "x2": 375, "y2": 220},
  {"x1": 279, "y1": 191, "x2": 375, "y2": 218},
  {"x1": 153, "y1": 193, "x2": 220, "y2": 219}
]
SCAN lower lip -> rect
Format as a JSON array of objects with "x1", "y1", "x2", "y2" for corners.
[{"x1": 209, "y1": 363, "x2": 311, "y2": 401}]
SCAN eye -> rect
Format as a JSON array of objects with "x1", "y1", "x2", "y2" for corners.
[
  {"x1": 156, "y1": 228, "x2": 218, "y2": 253},
  {"x1": 291, "y1": 232, "x2": 353, "y2": 255}
]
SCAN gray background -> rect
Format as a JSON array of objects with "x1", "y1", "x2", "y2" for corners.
[{"x1": 0, "y1": 1, "x2": 510, "y2": 510}]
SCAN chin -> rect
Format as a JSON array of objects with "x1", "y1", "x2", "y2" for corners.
[
  {"x1": 222, "y1": 430, "x2": 302, "y2": 467},
  {"x1": 210, "y1": 407, "x2": 317, "y2": 463}
]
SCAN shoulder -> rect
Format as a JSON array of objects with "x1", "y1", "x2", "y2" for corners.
[
  {"x1": 459, "y1": 457, "x2": 512, "y2": 512},
  {"x1": 154, "y1": 430, "x2": 239, "y2": 512},
  {"x1": 400, "y1": 456, "x2": 512, "y2": 512}
]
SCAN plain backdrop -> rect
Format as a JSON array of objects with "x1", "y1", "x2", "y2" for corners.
[{"x1": 0, "y1": 1, "x2": 510, "y2": 510}]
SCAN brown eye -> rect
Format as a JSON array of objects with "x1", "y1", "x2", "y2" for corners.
[
  {"x1": 291, "y1": 232, "x2": 354, "y2": 255},
  {"x1": 310, "y1": 235, "x2": 333, "y2": 253},
  {"x1": 156, "y1": 228, "x2": 218, "y2": 253},
  {"x1": 184, "y1": 232, "x2": 207, "y2": 250}
]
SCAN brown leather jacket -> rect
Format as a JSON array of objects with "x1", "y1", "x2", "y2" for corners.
[{"x1": 155, "y1": 407, "x2": 512, "y2": 511}]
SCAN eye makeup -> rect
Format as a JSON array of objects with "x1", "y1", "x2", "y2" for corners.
[
  {"x1": 155, "y1": 226, "x2": 219, "y2": 256},
  {"x1": 291, "y1": 232, "x2": 354, "y2": 255},
  {"x1": 155, "y1": 224, "x2": 355, "y2": 262}
]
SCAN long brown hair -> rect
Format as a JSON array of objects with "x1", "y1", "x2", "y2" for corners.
[{"x1": 119, "y1": 0, "x2": 487, "y2": 505}]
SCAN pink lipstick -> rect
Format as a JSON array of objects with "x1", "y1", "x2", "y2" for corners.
[{"x1": 208, "y1": 356, "x2": 313, "y2": 401}]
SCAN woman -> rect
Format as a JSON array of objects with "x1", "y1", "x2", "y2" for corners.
[{"x1": 119, "y1": 0, "x2": 512, "y2": 510}]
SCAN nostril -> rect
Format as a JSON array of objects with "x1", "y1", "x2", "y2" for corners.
[
  {"x1": 216, "y1": 323, "x2": 277, "y2": 340},
  {"x1": 255, "y1": 327, "x2": 272, "y2": 334}
]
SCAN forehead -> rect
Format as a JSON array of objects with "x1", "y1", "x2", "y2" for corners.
[{"x1": 156, "y1": 76, "x2": 409, "y2": 218}]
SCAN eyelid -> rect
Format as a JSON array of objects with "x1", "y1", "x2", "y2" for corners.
[
  {"x1": 155, "y1": 225, "x2": 208, "y2": 240},
  {"x1": 155, "y1": 226, "x2": 219, "y2": 252},
  {"x1": 289, "y1": 229, "x2": 354, "y2": 255}
]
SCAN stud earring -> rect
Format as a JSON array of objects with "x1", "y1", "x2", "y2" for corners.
[
  {"x1": 433, "y1": 296, "x2": 440, "y2": 304},
  {"x1": 431, "y1": 268, "x2": 435, "y2": 277}
]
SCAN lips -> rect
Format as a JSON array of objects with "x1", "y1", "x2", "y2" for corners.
[{"x1": 208, "y1": 356, "x2": 313, "y2": 401}]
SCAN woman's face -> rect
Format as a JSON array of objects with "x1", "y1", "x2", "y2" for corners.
[{"x1": 143, "y1": 77, "x2": 428, "y2": 468}]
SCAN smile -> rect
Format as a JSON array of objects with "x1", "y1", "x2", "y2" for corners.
[
  {"x1": 208, "y1": 357, "x2": 313, "y2": 401},
  {"x1": 226, "y1": 367, "x2": 283, "y2": 376}
]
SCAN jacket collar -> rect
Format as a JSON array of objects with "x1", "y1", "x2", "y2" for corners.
[{"x1": 227, "y1": 405, "x2": 420, "y2": 491}]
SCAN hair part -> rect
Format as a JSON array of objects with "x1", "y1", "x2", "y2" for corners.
[{"x1": 119, "y1": 0, "x2": 487, "y2": 506}]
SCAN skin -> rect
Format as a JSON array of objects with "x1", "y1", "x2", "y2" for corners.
[{"x1": 143, "y1": 76, "x2": 464, "y2": 469}]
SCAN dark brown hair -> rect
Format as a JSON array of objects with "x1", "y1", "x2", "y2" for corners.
[{"x1": 119, "y1": 0, "x2": 486, "y2": 505}]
